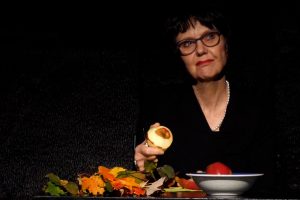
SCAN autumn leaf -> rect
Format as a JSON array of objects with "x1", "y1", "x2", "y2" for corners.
[
  {"x1": 145, "y1": 177, "x2": 166, "y2": 196},
  {"x1": 98, "y1": 166, "x2": 115, "y2": 182},
  {"x1": 64, "y1": 181, "x2": 79, "y2": 195},
  {"x1": 43, "y1": 163, "x2": 178, "y2": 197},
  {"x1": 133, "y1": 187, "x2": 146, "y2": 196},
  {"x1": 105, "y1": 180, "x2": 113, "y2": 192},
  {"x1": 163, "y1": 186, "x2": 200, "y2": 192},
  {"x1": 157, "y1": 165, "x2": 175, "y2": 179},
  {"x1": 110, "y1": 167, "x2": 126, "y2": 177},
  {"x1": 46, "y1": 173, "x2": 61, "y2": 186},
  {"x1": 144, "y1": 160, "x2": 157, "y2": 180},
  {"x1": 117, "y1": 170, "x2": 147, "y2": 183},
  {"x1": 44, "y1": 181, "x2": 66, "y2": 196}
]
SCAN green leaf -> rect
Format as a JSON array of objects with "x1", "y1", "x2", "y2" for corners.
[
  {"x1": 105, "y1": 181, "x2": 113, "y2": 192},
  {"x1": 117, "y1": 170, "x2": 136, "y2": 177},
  {"x1": 157, "y1": 165, "x2": 175, "y2": 179},
  {"x1": 128, "y1": 171, "x2": 147, "y2": 183},
  {"x1": 45, "y1": 173, "x2": 61, "y2": 186},
  {"x1": 45, "y1": 181, "x2": 66, "y2": 196},
  {"x1": 117, "y1": 170, "x2": 147, "y2": 183},
  {"x1": 163, "y1": 186, "x2": 201, "y2": 192},
  {"x1": 144, "y1": 160, "x2": 157, "y2": 179},
  {"x1": 64, "y1": 182, "x2": 79, "y2": 195},
  {"x1": 144, "y1": 160, "x2": 157, "y2": 173}
]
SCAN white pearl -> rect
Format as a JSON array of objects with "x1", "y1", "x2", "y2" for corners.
[{"x1": 212, "y1": 80, "x2": 230, "y2": 132}]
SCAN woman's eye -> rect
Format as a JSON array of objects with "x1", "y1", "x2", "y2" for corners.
[
  {"x1": 204, "y1": 32, "x2": 217, "y2": 40},
  {"x1": 181, "y1": 40, "x2": 194, "y2": 48}
]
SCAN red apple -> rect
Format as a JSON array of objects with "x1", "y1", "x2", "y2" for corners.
[{"x1": 206, "y1": 162, "x2": 232, "y2": 175}]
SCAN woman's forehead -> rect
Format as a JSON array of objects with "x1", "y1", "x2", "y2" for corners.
[{"x1": 176, "y1": 22, "x2": 212, "y2": 40}]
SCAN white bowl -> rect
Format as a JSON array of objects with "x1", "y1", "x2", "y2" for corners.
[{"x1": 186, "y1": 173, "x2": 263, "y2": 196}]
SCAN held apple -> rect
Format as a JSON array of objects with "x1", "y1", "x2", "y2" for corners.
[
  {"x1": 206, "y1": 162, "x2": 232, "y2": 175},
  {"x1": 146, "y1": 126, "x2": 173, "y2": 150}
]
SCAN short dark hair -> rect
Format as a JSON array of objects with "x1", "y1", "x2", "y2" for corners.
[{"x1": 165, "y1": 9, "x2": 231, "y2": 52}]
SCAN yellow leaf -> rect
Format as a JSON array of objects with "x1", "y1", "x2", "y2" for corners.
[{"x1": 110, "y1": 167, "x2": 126, "y2": 177}]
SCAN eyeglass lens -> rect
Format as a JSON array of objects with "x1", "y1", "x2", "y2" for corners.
[{"x1": 177, "y1": 32, "x2": 220, "y2": 56}]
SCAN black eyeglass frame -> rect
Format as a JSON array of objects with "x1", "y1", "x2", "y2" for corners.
[{"x1": 176, "y1": 31, "x2": 221, "y2": 56}]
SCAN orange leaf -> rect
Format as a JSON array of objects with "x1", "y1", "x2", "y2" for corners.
[
  {"x1": 98, "y1": 166, "x2": 115, "y2": 182},
  {"x1": 80, "y1": 175, "x2": 105, "y2": 196},
  {"x1": 119, "y1": 177, "x2": 140, "y2": 191},
  {"x1": 111, "y1": 180, "x2": 123, "y2": 190},
  {"x1": 133, "y1": 187, "x2": 146, "y2": 196}
]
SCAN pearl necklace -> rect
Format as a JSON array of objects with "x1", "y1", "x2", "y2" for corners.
[
  {"x1": 193, "y1": 80, "x2": 230, "y2": 132},
  {"x1": 212, "y1": 80, "x2": 230, "y2": 132}
]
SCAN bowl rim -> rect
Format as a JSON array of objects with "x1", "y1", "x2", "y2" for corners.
[{"x1": 186, "y1": 173, "x2": 264, "y2": 177}]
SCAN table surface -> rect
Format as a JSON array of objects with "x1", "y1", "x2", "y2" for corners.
[{"x1": 33, "y1": 191, "x2": 271, "y2": 199}]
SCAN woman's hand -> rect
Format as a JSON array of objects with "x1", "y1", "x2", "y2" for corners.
[{"x1": 134, "y1": 123, "x2": 165, "y2": 171}]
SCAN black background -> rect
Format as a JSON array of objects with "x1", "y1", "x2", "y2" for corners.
[{"x1": 1, "y1": 1, "x2": 300, "y2": 199}]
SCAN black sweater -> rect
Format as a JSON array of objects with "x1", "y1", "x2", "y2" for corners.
[{"x1": 137, "y1": 81, "x2": 277, "y2": 197}]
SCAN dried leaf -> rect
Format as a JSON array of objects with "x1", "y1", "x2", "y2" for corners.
[
  {"x1": 145, "y1": 177, "x2": 166, "y2": 196},
  {"x1": 139, "y1": 181, "x2": 148, "y2": 188}
]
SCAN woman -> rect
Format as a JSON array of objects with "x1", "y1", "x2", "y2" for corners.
[{"x1": 134, "y1": 10, "x2": 276, "y2": 196}]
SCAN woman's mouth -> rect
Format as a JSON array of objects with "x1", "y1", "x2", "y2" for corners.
[{"x1": 196, "y1": 59, "x2": 213, "y2": 67}]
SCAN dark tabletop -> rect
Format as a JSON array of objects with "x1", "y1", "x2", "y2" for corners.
[{"x1": 33, "y1": 191, "x2": 281, "y2": 199}]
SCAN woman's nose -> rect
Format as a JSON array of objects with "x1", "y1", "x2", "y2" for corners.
[{"x1": 195, "y1": 40, "x2": 207, "y2": 56}]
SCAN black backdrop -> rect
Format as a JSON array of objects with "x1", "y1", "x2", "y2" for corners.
[{"x1": 1, "y1": 2, "x2": 300, "y2": 199}]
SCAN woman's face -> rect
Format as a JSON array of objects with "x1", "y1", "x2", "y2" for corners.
[{"x1": 176, "y1": 21, "x2": 228, "y2": 82}]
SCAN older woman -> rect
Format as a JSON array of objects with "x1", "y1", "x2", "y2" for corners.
[{"x1": 134, "y1": 10, "x2": 276, "y2": 197}]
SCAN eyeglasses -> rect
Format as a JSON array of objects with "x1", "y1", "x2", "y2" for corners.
[{"x1": 176, "y1": 31, "x2": 221, "y2": 56}]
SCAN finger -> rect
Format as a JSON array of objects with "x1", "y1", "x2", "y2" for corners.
[
  {"x1": 143, "y1": 141, "x2": 149, "y2": 147},
  {"x1": 150, "y1": 122, "x2": 160, "y2": 128},
  {"x1": 134, "y1": 153, "x2": 157, "y2": 166},
  {"x1": 138, "y1": 166, "x2": 144, "y2": 172},
  {"x1": 135, "y1": 156, "x2": 158, "y2": 172},
  {"x1": 135, "y1": 159, "x2": 145, "y2": 171},
  {"x1": 135, "y1": 141, "x2": 148, "y2": 154},
  {"x1": 146, "y1": 155, "x2": 158, "y2": 161},
  {"x1": 142, "y1": 146, "x2": 164, "y2": 156},
  {"x1": 135, "y1": 146, "x2": 159, "y2": 161}
]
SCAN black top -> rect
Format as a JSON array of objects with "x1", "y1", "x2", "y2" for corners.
[{"x1": 137, "y1": 81, "x2": 277, "y2": 197}]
